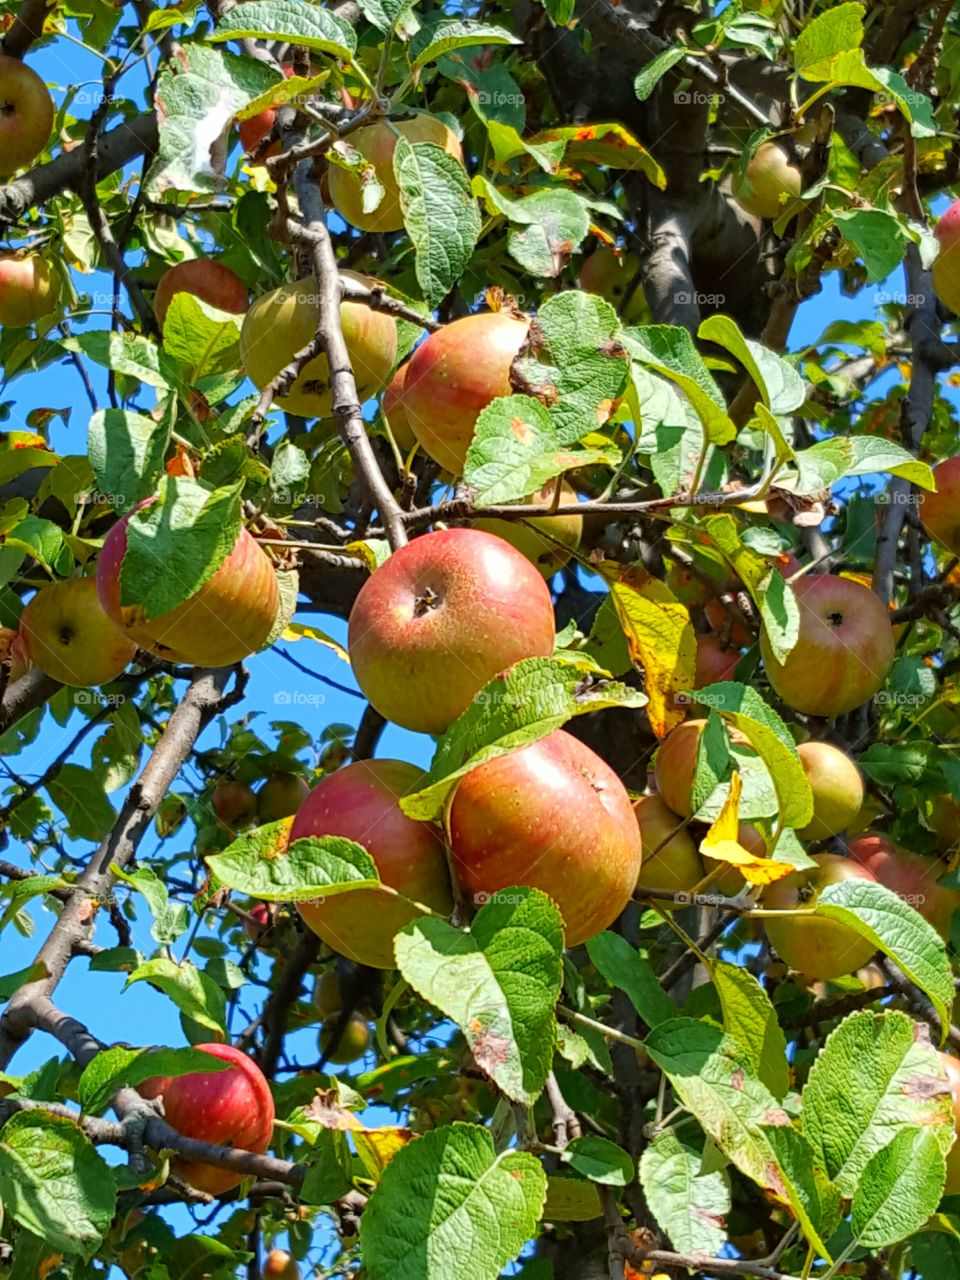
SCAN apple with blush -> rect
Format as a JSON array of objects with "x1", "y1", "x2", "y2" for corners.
[
  {"x1": 213, "y1": 780, "x2": 258, "y2": 831},
  {"x1": 154, "y1": 259, "x2": 248, "y2": 331},
  {"x1": 933, "y1": 199, "x2": 960, "y2": 317},
  {"x1": 0, "y1": 252, "x2": 59, "y2": 326},
  {"x1": 694, "y1": 633, "x2": 741, "y2": 688},
  {"x1": 19, "y1": 577, "x2": 136, "y2": 687},
  {"x1": 633, "y1": 794, "x2": 703, "y2": 905},
  {"x1": 796, "y1": 741, "x2": 863, "y2": 841},
  {"x1": 848, "y1": 832, "x2": 960, "y2": 939},
  {"x1": 263, "y1": 1250, "x2": 301, "y2": 1280},
  {"x1": 921, "y1": 456, "x2": 960, "y2": 557},
  {"x1": 473, "y1": 480, "x2": 583, "y2": 579}
]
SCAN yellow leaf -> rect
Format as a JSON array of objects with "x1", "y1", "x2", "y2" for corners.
[
  {"x1": 353, "y1": 1125, "x2": 416, "y2": 1180},
  {"x1": 281, "y1": 622, "x2": 349, "y2": 662},
  {"x1": 700, "y1": 774, "x2": 793, "y2": 886}
]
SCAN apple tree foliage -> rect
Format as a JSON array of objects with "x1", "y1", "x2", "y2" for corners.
[{"x1": 2, "y1": 0, "x2": 960, "y2": 1278}]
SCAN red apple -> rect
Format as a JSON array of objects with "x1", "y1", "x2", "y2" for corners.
[
  {"x1": 578, "y1": 245, "x2": 648, "y2": 322},
  {"x1": 96, "y1": 502, "x2": 279, "y2": 668},
  {"x1": 20, "y1": 577, "x2": 136, "y2": 687},
  {"x1": 319, "y1": 1014, "x2": 371, "y2": 1065},
  {"x1": 382, "y1": 361, "x2": 417, "y2": 451},
  {"x1": 154, "y1": 259, "x2": 248, "y2": 330},
  {"x1": 694, "y1": 634, "x2": 741, "y2": 688},
  {"x1": 242, "y1": 902, "x2": 273, "y2": 944},
  {"x1": 0, "y1": 252, "x2": 59, "y2": 325},
  {"x1": 399, "y1": 311, "x2": 530, "y2": 473},
  {"x1": 933, "y1": 199, "x2": 960, "y2": 317},
  {"x1": 653, "y1": 718, "x2": 750, "y2": 818},
  {"x1": 761, "y1": 852, "x2": 878, "y2": 982},
  {"x1": 633, "y1": 794, "x2": 703, "y2": 903},
  {"x1": 848, "y1": 832, "x2": 960, "y2": 939},
  {"x1": 732, "y1": 141, "x2": 802, "y2": 220},
  {"x1": 0, "y1": 55, "x2": 53, "y2": 175},
  {"x1": 328, "y1": 114, "x2": 464, "y2": 233},
  {"x1": 759, "y1": 575, "x2": 895, "y2": 718},
  {"x1": 263, "y1": 1250, "x2": 301, "y2": 1280},
  {"x1": 241, "y1": 270, "x2": 397, "y2": 419},
  {"x1": 213, "y1": 781, "x2": 258, "y2": 831},
  {"x1": 921, "y1": 456, "x2": 960, "y2": 556},
  {"x1": 796, "y1": 741, "x2": 864, "y2": 840},
  {"x1": 256, "y1": 773, "x2": 310, "y2": 824},
  {"x1": 347, "y1": 528, "x2": 556, "y2": 735},
  {"x1": 291, "y1": 759, "x2": 452, "y2": 969},
  {"x1": 139, "y1": 1042, "x2": 274, "y2": 1195},
  {"x1": 449, "y1": 729, "x2": 642, "y2": 946},
  {"x1": 703, "y1": 597, "x2": 755, "y2": 647},
  {"x1": 474, "y1": 480, "x2": 583, "y2": 579},
  {"x1": 238, "y1": 62, "x2": 296, "y2": 155},
  {"x1": 939, "y1": 1052, "x2": 960, "y2": 1194}
]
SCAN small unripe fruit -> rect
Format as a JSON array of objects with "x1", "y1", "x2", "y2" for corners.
[
  {"x1": 313, "y1": 969, "x2": 342, "y2": 1018},
  {"x1": 732, "y1": 142, "x2": 802, "y2": 220},
  {"x1": 320, "y1": 1014, "x2": 371, "y2": 1064},
  {"x1": 578, "y1": 246, "x2": 648, "y2": 322},
  {"x1": 263, "y1": 1249, "x2": 300, "y2": 1280},
  {"x1": 256, "y1": 772, "x2": 310, "y2": 824},
  {"x1": 474, "y1": 481, "x2": 583, "y2": 579},
  {"x1": 0, "y1": 55, "x2": 54, "y2": 174}
]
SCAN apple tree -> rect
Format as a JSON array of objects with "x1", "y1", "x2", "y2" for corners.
[{"x1": 3, "y1": 0, "x2": 960, "y2": 1277}]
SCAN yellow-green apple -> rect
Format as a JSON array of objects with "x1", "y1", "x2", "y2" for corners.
[
  {"x1": 449, "y1": 729, "x2": 642, "y2": 946},
  {"x1": 399, "y1": 310, "x2": 530, "y2": 473},
  {"x1": 762, "y1": 852, "x2": 878, "y2": 981},
  {"x1": 939, "y1": 1052, "x2": 960, "y2": 1194},
  {"x1": 760, "y1": 574, "x2": 895, "y2": 717},
  {"x1": 319, "y1": 1014, "x2": 371, "y2": 1064},
  {"x1": 933, "y1": 199, "x2": 960, "y2": 317},
  {"x1": 96, "y1": 502, "x2": 279, "y2": 667},
  {"x1": 328, "y1": 114, "x2": 464, "y2": 233},
  {"x1": 732, "y1": 141, "x2": 802, "y2": 219},
  {"x1": 694, "y1": 633, "x2": 740, "y2": 688},
  {"x1": 241, "y1": 270, "x2": 397, "y2": 418},
  {"x1": 578, "y1": 245, "x2": 648, "y2": 322},
  {"x1": 213, "y1": 780, "x2": 258, "y2": 831},
  {"x1": 848, "y1": 832, "x2": 960, "y2": 939},
  {"x1": 653, "y1": 718, "x2": 750, "y2": 818},
  {"x1": 0, "y1": 252, "x2": 59, "y2": 326},
  {"x1": 154, "y1": 259, "x2": 248, "y2": 331},
  {"x1": 19, "y1": 577, "x2": 136, "y2": 686},
  {"x1": 263, "y1": 1250, "x2": 301, "y2": 1280},
  {"x1": 473, "y1": 480, "x2": 583, "y2": 579},
  {"x1": 381, "y1": 361, "x2": 417, "y2": 451},
  {"x1": 633, "y1": 794, "x2": 703, "y2": 904},
  {"x1": 921, "y1": 456, "x2": 960, "y2": 555},
  {"x1": 347, "y1": 528, "x2": 556, "y2": 735},
  {"x1": 139, "y1": 1042, "x2": 274, "y2": 1195},
  {"x1": 930, "y1": 793, "x2": 960, "y2": 853},
  {"x1": 256, "y1": 772, "x2": 310, "y2": 824},
  {"x1": 0, "y1": 55, "x2": 53, "y2": 175},
  {"x1": 796, "y1": 741, "x2": 863, "y2": 840},
  {"x1": 291, "y1": 759, "x2": 452, "y2": 969},
  {"x1": 313, "y1": 968, "x2": 341, "y2": 1017}
]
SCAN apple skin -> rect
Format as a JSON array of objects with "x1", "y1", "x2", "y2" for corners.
[
  {"x1": 732, "y1": 142, "x2": 802, "y2": 219},
  {"x1": 633, "y1": 794, "x2": 703, "y2": 904},
  {"x1": 238, "y1": 62, "x2": 296, "y2": 155},
  {"x1": 939, "y1": 1052, "x2": 960, "y2": 1194},
  {"x1": 139, "y1": 1042, "x2": 274, "y2": 1195},
  {"x1": 213, "y1": 780, "x2": 258, "y2": 831},
  {"x1": 400, "y1": 311, "x2": 530, "y2": 474},
  {"x1": 96, "y1": 504, "x2": 279, "y2": 668},
  {"x1": 762, "y1": 852, "x2": 878, "y2": 982},
  {"x1": 0, "y1": 253, "x2": 59, "y2": 325},
  {"x1": 19, "y1": 577, "x2": 136, "y2": 687},
  {"x1": 578, "y1": 246, "x2": 648, "y2": 322},
  {"x1": 291, "y1": 759, "x2": 452, "y2": 969},
  {"x1": 382, "y1": 361, "x2": 417, "y2": 451},
  {"x1": 241, "y1": 270, "x2": 397, "y2": 419},
  {"x1": 848, "y1": 832, "x2": 960, "y2": 939},
  {"x1": 313, "y1": 968, "x2": 342, "y2": 1017},
  {"x1": 474, "y1": 480, "x2": 583, "y2": 579},
  {"x1": 930, "y1": 793, "x2": 960, "y2": 853},
  {"x1": 256, "y1": 773, "x2": 310, "y2": 824},
  {"x1": 760, "y1": 574, "x2": 895, "y2": 718},
  {"x1": 704, "y1": 597, "x2": 754, "y2": 647},
  {"x1": 921, "y1": 456, "x2": 960, "y2": 556},
  {"x1": 154, "y1": 259, "x2": 247, "y2": 331},
  {"x1": 653, "y1": 718, "x2": 750, "y2": 818},
  {"x1": 319, "y1": 1014, "x2": 372, "y2": 1064},
  {"x1": 449, "y1": 729, "x2": 642, "y2": 946},
  {"x1": 0, "y1": 55, "x2": 53, "y2": 175},
  {"x1": 713, "y1": 823, "x2": 768, "y2": 897},
  {"x1": 347, "y1": 528, "x2": 556, "y2": 735},
  {"x1": 328, "y1": 114, "x2": 464, "y2": 233},
  {"x1": 242, "y1": 902, "x2": 273, "y2": 944},
  {"x1": 933, "y1": 199, "x2": 960, "y2": 316},
  {"x1": 694, "y1": 634, "x2": 741, "y2": 688},
  {"x1": 263, "y1": 1250, "x2": 301, "y2": 1280},
  {"x1": 796, "y1": 741, "x2": 864, "y2": 841}
]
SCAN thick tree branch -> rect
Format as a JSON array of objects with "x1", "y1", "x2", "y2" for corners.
[{"x1": 2, "y1": 0, "x2": 52, "y2": 58}]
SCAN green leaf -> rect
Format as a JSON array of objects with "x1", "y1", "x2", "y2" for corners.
[
  {"x1": 698, "y1": 316, "x2": 805, "y2": 416},
  {"x1": 852, "y1": 1126, "x2": 946, "y2": 1248},
  {"x1": 124, "y1": 958, "x2": 227, "y2": 1038},
  {"x1": 791, "y1": 435, "x2": 935, "y2": 495},
  {"x1": 585, "y1": 932, "x2": 676, "y2": 1029},
  {"x1": 0, "y1": 1111, "x2": 116, "y2": 1256},
  {"x1": 210, "y1": 0, "x2": 357, "y2": 57},
  {"x1": 834, "y1": 209, "x2": 908, "y2": 284},
  {"x1": 561, "y1": 1136, "x2": 633, "y2": 1186},
  {"x1": 206, "y1": 828, "x2": 380, "y2": 902},
  {"x1": 47, "y1": 764, "x2": 117, "y2": 842},
  {"x1": 761, "y1": 1124, "x2": 841, "y2": 1257},
  {"x1": 801, "y1": 1010, "x2": 954, "y2": 1198},
  {"x1": 395, "y1": 889, "x2": 564, "y2": 1104},
  {"x1": 703, "y1": 514, "x2": 799, "y2": 665},
  {"x1": 87, "y1": 408, "x2": 169, "y2": 510},
  {"x1": 624, "y1": 325, "x2": 734, "y2": 446},
  {"x1": 112, "y1": 865, "x2": 188, "y2": 945},
  {"x1": 120, "y1": 475, "x2": 242, "y2": 618},
  {"x1": 639, "y1": 1132, "x2": 730, "y2": 1256},
  {"x1": 4, "y1": 516, "x2": 69, "y2": 575},
  {"x1": 395, "y1": 138, "x2": 481, "y2": 309},
  {"x1": 410, "y1": 20, "x2": 520, "y2": 70},
  {"x1": 63, "y1": 331, "x2": 173, "y2": 389},
  {"x1": 712, "y1": 960, "x2": 789, "y2": 1100},
  {"x1": 634, "y1": 48, "x2": 688, "y2": 101},
  {"x1": 0, "y1": 962, "x2": 46, "y2": 1002},
  {"x1": 542, "y1": 1174, "x2": 602, "y2": 1221},
  {"x1": 360, "y1": 1124, "x2": 546, "y2": 1280},
  {"x1": 162, "y1": 294, "x2": 243, "y2": 381},
  {"x1": 77, "y1": 1045, "x2": 229, "y2": 1116},
  {"x1": 814, "y1": 881, "x2": 954, "y2": 1030},
  {"x1": 506, "y1": 190, "x2": 590, "y2": 278},
  {"x1": 0, "y1": 875, "x2": 68, "y2": 933}
]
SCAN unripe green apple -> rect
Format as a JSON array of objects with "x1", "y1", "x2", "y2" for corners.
[
  {"x1": 0, "y1": 252, "x2": 59, "y2": 325},
  {"x1": 319, "y1": 1014, "x2": 371, "y2": 1064},
  {"x1": 154, "y1": 258, "x2": 247, "y2": 330},
  {"x1": 578, "y1": 245, "x2": 648, "y2": 322},
  {"x1": 256, "y1": 772, "x2": 310, "y2": 824},
  {"x1": 732, "y1": 141, "x2": 802, "y2": 219},
  {"x1": 921, "y1": 456, "x2": 960, "y2": 556},
  {"x1": 633, "y1": 794, "x2": 703, "y2": 904},
  {"x1": 933, "y1": 198, "x2": 960, "y2": 317},
  {"x1": 762, "y1": 852, "x2": 878, "y2": 982},
  {"x1": 474, "y1": 481, "x2": 583, "y2": 579},
  {"x1": 20, "y1": 577, "x2": 136, "y2": 686},
  {"x1": 313, "y1": 968, "x2": 342, "y2": 1018},
  {"x1": 796, "y1": 741, "x2": 863, "y2": 840},
  {"x1": 0, "y1": 55, "x2": 54, "y2": 174}
]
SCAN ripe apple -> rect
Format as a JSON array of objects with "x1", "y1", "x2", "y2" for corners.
[
  {"x1": 139, "y1": 1042, "x2": 274, "y2": 1195},
  {"x1": 291, "y1": 759, "x2": 452, "y2": 969},
  {"x1": 848, "y1": 832, "x2": 960, "y2": 939},
  {"x1": 96, "y1": 502, "x2": 279, "y2": 667},
  {"x1": 0, "y1": 253, "x2": 59, "y2": 325},
  {"x1": 703, "y1": 597, "x2": 755, "y2": 647},
  {"x1": 731, "y1": 141, "x2": 802, "y2": 219},
  {"x1": 578, "y1": 245, "x2": 648, "y2": 322},
  {"x1": 762, "y1": 852, "x2": 878, "y2": 981},
  {"x1": 0, "y1": 625, "x2": 27, "y2": 682},
  {"x1": 939, "y1": 1052, "x2": 960, "y2": 1194},
  {"x1": 0, "y1": 55, "x2": 54, "y2": 175},
  {"x1": 399, "y1": 311, "x2": 530, "y2": 474},
  {"x1": 256, "y1": 772, "x2": 310, "y2": 824},
  {"x1": 933, "y1": 199, "x2": 960, "y2": 316},
  {"x1": 921, "y1": 456, "x2": 960, "y2": 555},
  {"x1": 473, "y1": 480, "x2": 583, "y2": 579},
  {"x1": 796, "y1": 741, "x2": 863, "y2": 840},
  {"x1": 240, "y1": 270, "x2": 397, "y2": 419},
  {"x1": 694, "y1": 634, "x2": 741, "y2": 688},
  {"x1": 653, "y1": 718, "x2": 750, "y2": 818},
  {"x1": 319, "y1": 1014, "x2": 372, "y2": 1064},
  {"x1": 238, "y1": 62, "x2": 296, "y2": 155},
  {"x1": 213, "y1": 780, "x2": 258, "y2": 831},
  {"x1": 633, "y1": 794, "x2": 703, "y2": 903},
  {"x1": 328, "y1": 114, "x2": 464, "y2": 233},
  {"x1": 347, "y1": 528, "x2": 556, "y2": 735},
  {"x1": 242, "y1": 902, "x2": 273, "y2": 944},
  {"x1": 449, "y1": 729, "x2": 642, "y2": 946},
  {"x1": 382, "y1": 361, "x2": 417, "y2": 452},
  {"x1": 154, "y1": 259, "x2": 248, "y2": 331},
  {"x1": 263, "y1": 1250, "x2": 301, "y2": 1280},
  {"x1": 19, "y1": 577, "x2": 136, "y2": 687},
  {"x1": 759, "y1": 574, "x2": 895, "y2": 718}
]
